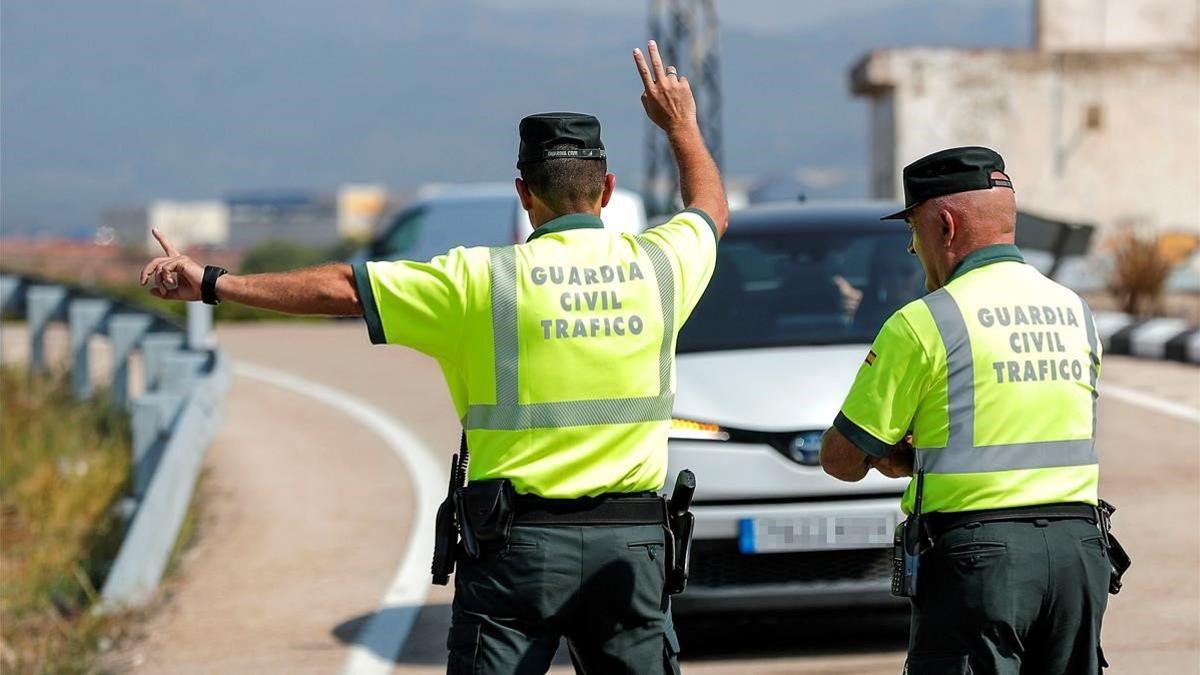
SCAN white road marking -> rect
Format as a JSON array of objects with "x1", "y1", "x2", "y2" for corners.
[
  {"x1": 1103, "y1": 383, "x2": 1200, "y2": 425},
  {"x1": 233, "y1": 362, "x2": 445, "y2": 675}
]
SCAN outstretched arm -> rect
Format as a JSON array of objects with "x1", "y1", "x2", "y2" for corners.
[
  {"x1": 633, "y1": 41, "x2": 729, "y2": 237},
  {"x1": 139, "y1": 229, "x2": 362, "y2": 316}
]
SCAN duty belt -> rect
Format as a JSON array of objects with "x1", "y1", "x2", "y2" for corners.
[
  {"x1": 513, "y1": 492, "x2": 665, "y2": 525},
  {"x1": 925, "y1": 502, "x2": 1097, "y2": 539}
]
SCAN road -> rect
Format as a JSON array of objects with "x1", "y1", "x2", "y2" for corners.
[{"x1": 109, "y1": 323, "x2": 1198, "y2": 674}]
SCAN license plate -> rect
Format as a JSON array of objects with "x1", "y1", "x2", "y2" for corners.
[{"x1": 738, "y1": 512, "x2": 897, "y2": 553}]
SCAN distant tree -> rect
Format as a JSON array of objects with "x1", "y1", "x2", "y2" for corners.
[
  {"x1": 238, "y1": 240, "x2": 328, "y2": 275},
  {"x1": 238, "y1": 238, "x2": 365, "y2": 275}
]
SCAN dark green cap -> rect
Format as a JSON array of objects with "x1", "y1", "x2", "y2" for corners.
[
  {"x1": 517, "y1": 112, "x2": 606, "y2": 168},
  {"x1": 881, "y1": 146, "x2": 1013, "y2": 220}
]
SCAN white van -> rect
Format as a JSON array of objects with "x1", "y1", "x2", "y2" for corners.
[{"x1": 362, "y1": 183, "x2": 647, "y2": 262}]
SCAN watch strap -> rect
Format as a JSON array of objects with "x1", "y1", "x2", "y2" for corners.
[{"x1": 201, "y1": 265, "x2": 229, "y2": 305}]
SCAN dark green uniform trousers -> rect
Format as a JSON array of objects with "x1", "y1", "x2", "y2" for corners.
[
  {"x1": 905, "y1": 518, "x2": 1110, "y2": 674},
  {"x1": 447, "y1": 523, "x2": 681, "y2": 675}
]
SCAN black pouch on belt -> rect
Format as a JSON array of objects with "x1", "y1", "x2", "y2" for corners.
[{"x1": 454, "y1": 479, "x2": 515, "y2": 558}]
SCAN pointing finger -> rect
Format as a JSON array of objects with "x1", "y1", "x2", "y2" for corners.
[
  {"x1": 152, "y1": 228, "x2": 179, "y2": 257},
  {"x1": 633, "y1": 48, "x2": 654, "y2": 90}
]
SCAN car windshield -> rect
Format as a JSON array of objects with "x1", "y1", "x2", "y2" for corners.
[
  {"x1": 677, "y1": 227, "x2": 926, "y2": 353},
  {"x1": 374, "y1": 197, "x2": 518, "y2": 261}
]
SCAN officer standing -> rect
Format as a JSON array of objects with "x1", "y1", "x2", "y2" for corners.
[
  {"x1": 140, "y1": 40, "x2": 727, "y2": 674},
  {"x1": 820, "y1": 147, "x2": 1114, "y2": 674}
]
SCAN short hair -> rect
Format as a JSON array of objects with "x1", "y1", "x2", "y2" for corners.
[{"x1": 519, "y1": 143, "x2": 607, "y2": 213}]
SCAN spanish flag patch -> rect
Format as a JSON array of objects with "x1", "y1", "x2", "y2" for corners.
[{"x1": 865, "y1": 350, "x2": 878, "y2": 366}]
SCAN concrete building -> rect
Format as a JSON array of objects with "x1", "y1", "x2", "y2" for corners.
[
  {"x1": 850, "y1": 0, "x2": 1200, "y2": 242},
  {"x1": 147, "y1": 201, "x2": 230, "y2": 252}
]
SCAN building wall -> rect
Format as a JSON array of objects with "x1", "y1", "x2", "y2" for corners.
[
  {"x1": 851, "y1": 47, "x2": 1200, "y2": 238},
  {"x1": 1036, "y1": 0, "x2": 1200, "y2": 53}
]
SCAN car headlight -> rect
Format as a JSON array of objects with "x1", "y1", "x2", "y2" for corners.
[{"x1": 669, "y1": 417, "x2": 730, "y2": 441}]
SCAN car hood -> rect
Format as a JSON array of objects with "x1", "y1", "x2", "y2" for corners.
[{"x1": 674, "y1": 345, "x2": 869, "y2": 431}]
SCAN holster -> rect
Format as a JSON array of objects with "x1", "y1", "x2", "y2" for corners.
[
  {"x1": 664, "y1": 469, "x2": 697, "y2": 595},
  {"x1": 1097, "y1": 499, "x2": 1131, "y2": 595},
  {"x1": 454, "y1": 479, "x2": 516, "y2": 558},
  {"x1": 430, "y1": 449, "x2": 464, "y2": 586},
  {"x1": 665, "y1": 509, "x2": 694, "y2": 595}
]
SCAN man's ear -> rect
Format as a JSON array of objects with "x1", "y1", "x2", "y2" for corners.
[
  {"x1": 938, "y1": 208, "x2": 956, "y2": 248},
  {"x1": 600, "y1": 173, "x2": 617, "y2": 208},
  {"x1": 515, "y1": 178, "x2": 534, "y2": 211}
]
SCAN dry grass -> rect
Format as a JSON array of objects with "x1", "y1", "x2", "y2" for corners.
[
  {"x1": 1105, "y1": 227, "x2": 1197, "y2": 317},
  {"x1": 0, "y1": 367, "x2": 135, "y2": 674}
]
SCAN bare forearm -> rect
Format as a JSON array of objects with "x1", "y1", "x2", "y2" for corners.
[
  {"x1": 215, "y1": 263, "x2": 362, "y2": 316},
  {"x1": 668, "y1": 124, "x2": 728, "y2": 237}
]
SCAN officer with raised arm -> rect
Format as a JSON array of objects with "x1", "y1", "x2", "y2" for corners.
[
  {"x1": 141, "y1": 40, "x2": 727, "y2": 675},
  {"x1": 819, "y1": 147, "x2": 1126, "y2": 674}
]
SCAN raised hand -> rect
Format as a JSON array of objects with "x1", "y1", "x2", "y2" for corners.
[
  {"x1": 633, "y1": 40, "x2": 698, "y2": 134},
  {"x1": 139, "y1": 229, "x2": 205, "y2": 302}
]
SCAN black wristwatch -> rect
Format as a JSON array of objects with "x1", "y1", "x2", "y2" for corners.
[{"x1": 201, "y1": 265, "x2": 229, "y2": 306}]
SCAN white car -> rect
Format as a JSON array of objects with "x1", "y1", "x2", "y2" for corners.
[
  {"x1": 360, "y1": 183, "x2": 647, "y2": 262},
  {"x1": 666, "y1": 201, "x2": 925, "y2": 614}
]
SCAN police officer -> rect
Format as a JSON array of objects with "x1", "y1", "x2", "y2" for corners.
[
  {"x1": 140, "y1": 40, "x2": 727, "y2": 674},
  {"x1": 820, "y1": 147, "x2": 1111, "y2": 674}
]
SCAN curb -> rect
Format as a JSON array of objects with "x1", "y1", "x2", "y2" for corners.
[{"x1": 1094, "y1": 312, "x2": 1200, "y2": 364}]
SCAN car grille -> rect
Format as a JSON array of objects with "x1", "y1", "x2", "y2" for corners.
[{"x1": 688, "y1": 539, "x2": 892, "y2": 588}]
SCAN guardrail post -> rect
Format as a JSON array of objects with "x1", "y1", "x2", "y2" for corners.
[
  {"x1": 161, "y1": 351, "x2": 209, "y2": 396},
  {"x1": 109, "y1": 314, "x2": 154, "y2": 409},
  {"x1": 131, "y1": 391, "x2": 189, "y2": 499},
  {"x1": 69, "y1": 298, "x2": 112, "y2": 399},
  {"x1": 140, "y1": 333, "x2": 185, "y2": 392},
  {"x1": 187, "y1": 302, "x2": 214, "y2": 350},
  {"x1": 0, "y1": 275, "x2": 24, "y2": 315},
  {"x1": 27, "y1": 285, "x2": 68, "y2": 373},
  {"x1": 131, "y1": 395, "x2": 165, "y2": 498}
]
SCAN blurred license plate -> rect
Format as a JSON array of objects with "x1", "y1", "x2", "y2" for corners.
[{"x1": 739, "y1": 513, "x2": 897, "y2": 553}]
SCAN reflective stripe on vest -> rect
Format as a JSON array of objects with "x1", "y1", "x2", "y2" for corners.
[
  {"x1": 915, "y1": 287, "x2": 1099, "y2": 474},
  {"x1": 462, "y1": 239, "x2": 676, "y2": 430}
]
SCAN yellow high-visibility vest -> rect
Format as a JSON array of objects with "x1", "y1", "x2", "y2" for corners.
[
  {"x1": 354, "y1": 209, "x2": 718, "y2": 498},
  {"x1": 835, "y1": 244, "x2": 1101, "y2": 513}
]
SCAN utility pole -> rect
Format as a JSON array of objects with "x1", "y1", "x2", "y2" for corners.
[{"x1": 644, "y1": 0, "x2": 723, "y2": 217}]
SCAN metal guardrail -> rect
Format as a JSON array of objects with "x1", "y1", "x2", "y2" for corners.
[{"x1": 0, "y1": 274, "x2": 231, "y2": 608}]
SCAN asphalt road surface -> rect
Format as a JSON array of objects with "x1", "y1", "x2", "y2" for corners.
[{"x1": 20, "y1": 322, "x2": 1190, "y2": 674}]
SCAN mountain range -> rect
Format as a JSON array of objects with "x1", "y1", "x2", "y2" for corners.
[{"x1": 1, "y1": 0, "x2": 1030, "y2": 235}]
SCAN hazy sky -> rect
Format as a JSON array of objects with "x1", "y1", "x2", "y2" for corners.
[{"x1": 1, "y1": 0, "x2": 1030, "y2": 235}]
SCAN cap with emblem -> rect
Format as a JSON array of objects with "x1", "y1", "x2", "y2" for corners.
[
  {"x1": 517, "y1": 112, "x2": 607, "y2": 168},
  {"x1": 881, "y1": 146, "x2": 1013, "y2": 220}
]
